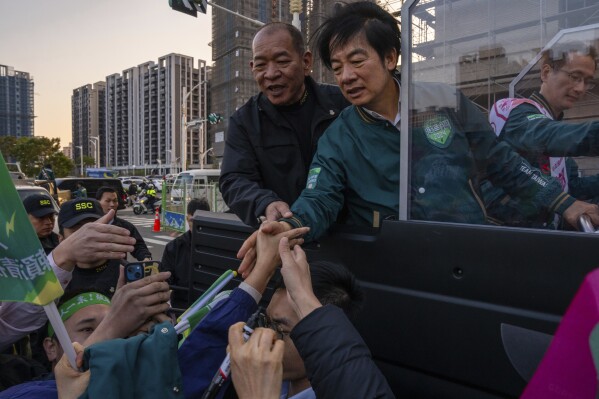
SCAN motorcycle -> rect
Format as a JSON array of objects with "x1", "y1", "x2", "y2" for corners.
[{"x1": 132, "y1": 196, "x2": 161, "y2": 215}]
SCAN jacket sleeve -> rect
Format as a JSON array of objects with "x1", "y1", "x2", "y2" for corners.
[
  {"x1": 291, "y1": 305, "x2": 395, "y2": 399},
  {"x1": 457, "y1": 93, "x2": 575, "y2": 216},
  {"x1": 178, "y1": 288, "x2": 258, "y2": 399},
  {"x1": 501, "y1": 104, "x2": 599, "y2": 158},
  {"x1": 129, "y1": 224, "x2": 152, "y2": 261},
  {"x1": 160, "y1": 240, "x2": 177, "y2": 284},
  {"x1": 219, "y1": 115, "x2": 282, "y2": 227},
  {"x1": 566, "y1": 158, "x2": 599, "y2": 201},
  {"x1": 282, "y1": 128, "x2": 346, "y2": 242}
]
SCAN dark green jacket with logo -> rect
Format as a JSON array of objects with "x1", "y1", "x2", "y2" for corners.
[
  {"x1": 284, "y1": 82, "x2": 573, "y2": 241},
  {"x1": 483, "y1": 92, "x2": 599, "y2": 228}
]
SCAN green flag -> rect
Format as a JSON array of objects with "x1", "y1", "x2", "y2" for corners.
[{"x1": 0, "y1": 153, "x2": 63, "y2": 305}]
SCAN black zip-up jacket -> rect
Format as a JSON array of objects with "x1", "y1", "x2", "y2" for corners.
[
  {"x1": 219, "y1": 76, "x2": 349, "y2": 227},
  {"x1": 292, "y1": 305, "x2": 395, "y2": 399}
]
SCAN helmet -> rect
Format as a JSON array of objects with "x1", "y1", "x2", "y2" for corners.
[{"x1": 148, "y1": 184, "x2": 155, "y2": 189}]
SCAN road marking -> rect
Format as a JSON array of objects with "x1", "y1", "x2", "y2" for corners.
[{"x1": 144, "y1": 237, "x2": 171, "y2": 246}]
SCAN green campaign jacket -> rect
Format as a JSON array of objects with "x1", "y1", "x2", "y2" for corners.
[
  {"x1": 80, "y1": 322, "x2": 182, "y2": 398},
  {"x1": 284, "y1": 82, "x2": 572, "y2": 242},
  {"x1": 483, "y1": 92, "x2": 599, "y2": 228}
]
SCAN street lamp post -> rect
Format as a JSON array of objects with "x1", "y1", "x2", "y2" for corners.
[
  {"x1": 200, "y1": 147, "x2": 213, "y2": 170},
  {"x1": 157, "y1": 159, "x2": 162, "y2": 176},
  {"x1": 76, "y1": 146, "x2": 83, "y2": 177},
  {"x1": 166, "y1": 149, "x2": 173, "y2": 174},
  {"x1": 89, "y1": 139, "x2": 97, "y2": 168},
  {"x1": 181, "y1": 81, "x2": 205, "y2": 172},
  {"x1": 89, "y1": 136, "x2": 100, "y2": 168}
]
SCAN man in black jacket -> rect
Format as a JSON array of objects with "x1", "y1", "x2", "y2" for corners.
[
  {"x1": 219, "y1": 22, "x2": 349, "y2": 228},
  {"x1": 160, "y1": 198, "x2": 210, "y2": 310},
  {"x1": 96, "y1": 186, "x2": 151, "y2": 261}
]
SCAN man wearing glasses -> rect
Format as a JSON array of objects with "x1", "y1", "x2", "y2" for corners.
[{"x1": 486, "y1": 41, "x2": 599, "y2": 228}]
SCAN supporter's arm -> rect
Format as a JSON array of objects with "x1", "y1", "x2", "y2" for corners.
[
  {"x1": 0, "y1": 211, "x2": 135, "y2": 351},
  {"x1": 219, "y1": 116, "x2": 284, "y2": 227},
  {"x1": 501, "y1": 103, "x2": 599, "y2": 157},
  {"x1": 178, "y1": 226, "x2": 308, "y2": 398},
  {"x1": 566, "y1": 158, "x2": 599, "y2": 201},
  {"x1": 129, "y1": 224, "x2": 152, "y2": 261},
  {"x1": 279, "y1": 238, "x2": 395, "y2": 399},
  {"x1": 52, "y1": 210, "x2": 136, "y2": 270},
  {"x1": 83, "y1": 268, "x2": 171, "y2": 346}
]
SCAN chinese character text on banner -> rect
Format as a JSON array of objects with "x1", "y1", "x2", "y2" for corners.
[{"x1": 0, "y1": 153, "x2": 63, "y2": 305}]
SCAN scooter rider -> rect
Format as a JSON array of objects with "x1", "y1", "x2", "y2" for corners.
[{"x1": 143, "y1": 184, "x2": 157, "y2": 215}]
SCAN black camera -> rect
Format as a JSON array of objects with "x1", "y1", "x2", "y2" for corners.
[{"x1": 125, "y1": 261, "x2": 160, "y2": 283}]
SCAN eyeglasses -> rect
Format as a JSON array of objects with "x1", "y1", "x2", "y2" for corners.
[
  {"x1": 258, "y1": 313, "x2": 290, "y2": 340},
  {"x1": 557, "y1": 69, "x2": 596, "y2": 90}
]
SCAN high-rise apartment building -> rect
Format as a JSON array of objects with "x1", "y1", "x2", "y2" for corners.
[
  {"x1": 72, "y1": 82, "x2": 106, "y2": 165},
  {"x1": 0, "y1": 64, "x2": 34, "y2": 137},
  {"x1": 209, "y1": 1, "x2": 292, "y2": 160},
  {"x1": 105, "y1": 53, "x2": 207, "y2": 172}
]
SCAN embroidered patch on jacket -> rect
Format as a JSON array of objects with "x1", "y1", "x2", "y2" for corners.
[
  {"x1": 423, "y1": 116, "x2": 453, "y2": 148},
  {"x1": 526, "y1": 114, "x2": 548, "y2": 121},
  {"x1": 306, "y1": 167, "x2": 321, "y2": 189}
]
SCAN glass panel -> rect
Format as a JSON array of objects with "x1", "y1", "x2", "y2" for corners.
[{"x1": 404, "y1": 0, "x2": 599, "y2": 229}]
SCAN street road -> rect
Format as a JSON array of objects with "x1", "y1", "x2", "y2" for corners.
[{"x1": 116, "y1": 207, "x2": 177, "y2": 261}]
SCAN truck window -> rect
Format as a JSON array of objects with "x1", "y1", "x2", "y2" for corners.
[{"x1": 402, "y1": 0, "x2": 599, "y2": 230}]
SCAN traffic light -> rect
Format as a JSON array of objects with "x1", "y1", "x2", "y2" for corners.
[
  {"x1": 208, "y1": 113, "x2": 223, "y2": 125},
  {"x1": 169, "y1": 0, "x2": 196, "y2": 17},
  {"x1": 194, "y1": 0, "x2": 207, "y2": 13},
  {"x1": 169, "y1": 0, "x2": 207, "y2": 16}
]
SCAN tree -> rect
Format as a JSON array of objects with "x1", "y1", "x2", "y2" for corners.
[
  {"x1": 12, "y1": 137, "x2": 62, "y2": 177},
  {"x1": 47, "y1": 152, "x2": 75, "y2": 177},
  {"x1": 0, "y1": 136, "x2": 17, "y2": 161},
  {"x1": 73, "y1": 156, "x2": 96, "y2": 176}
]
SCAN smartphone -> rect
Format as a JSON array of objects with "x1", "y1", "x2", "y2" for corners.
[{"x1": 125, "y1": 261, "x2": 160, "y2": 283}]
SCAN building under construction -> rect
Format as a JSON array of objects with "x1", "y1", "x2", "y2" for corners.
[{"x1": 209, "y1": 0, "x2": 404, "y2": 162}]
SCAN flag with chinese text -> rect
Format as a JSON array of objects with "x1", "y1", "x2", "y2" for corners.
[{"x1": 0, "y1": 153, "x2": 63, "y2": 305}]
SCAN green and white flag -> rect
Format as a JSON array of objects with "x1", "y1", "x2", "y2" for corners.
[{"x1": 0, "y1": 153, "x2": 63, "y2": 305}]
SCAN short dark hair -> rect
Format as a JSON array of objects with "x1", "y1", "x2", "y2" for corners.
[
  {"x1": 96, "y1": 186, "x2": 117, "y2": 200},
  {"x1": 254, "y1": 22, "x2": 305, "y2": 56},
  {"x1": 541, "y1": 40, "x2": 598, "y2": 70},
  {"x1": 276, "y1": 260, "x2": 364, "y2": 321},
  {"x1": 314, "y1": 1, "x2": 400, "y2": 70},
  {"x1": 187, "y1": 198, "x2": 210, "y2": 215}
]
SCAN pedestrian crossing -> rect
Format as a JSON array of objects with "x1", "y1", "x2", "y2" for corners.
[
  {"x1": 120, "y1": 215, "x2": 156, "y2": 228},
  {"x1": 119, "y1": 215, "x2": 175, "y2": 247}
]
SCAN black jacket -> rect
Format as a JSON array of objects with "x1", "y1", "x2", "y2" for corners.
[
  {"x1": 219, "y1": 76, "x2": 349, "y2": 227},
  {"x1": 112, "y1": 216, "x2": 152, "y2": 261},
  {"x1": 291, "y1": 305, "x2": 395, "y2": 399},
  {"x1": 160, "y1": 230, "x2": 192, "y2": 310}
]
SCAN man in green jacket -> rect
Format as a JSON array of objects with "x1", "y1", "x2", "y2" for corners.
[
  {"x1": 238, "y1": 2, "x2": 599, "y2": 262},
  {"x1": 486, "y1": 41, "x2": 599, "y2": 228}
]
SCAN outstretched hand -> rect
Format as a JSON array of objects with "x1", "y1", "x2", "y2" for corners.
[
  {"x1": 243, "y1": 225, "x2": 309, "y2": 293},
  {"x1": 563, "y1": 200, "x2": 599, "y2": 229},
  {"x1": 55, "y1": 342, "x2": 89, "y2": 399},
  {"x1": 52, "y1": 210, "x2": 136, "y2": 271},
  {"x1": 264, "y1": 201, "x2": 293, "y2": 222},
  {"x1": 228, "y1": 323, "x2": 284, "y2": 399},
  {"x1": 278, "y1": 237, "x2": 322, "y2": 321},
  {"x1": 237, "y1": 221, "x2": 306, "y2": 279},
  {"x1": 85, "y1": 267, "x2": 171, "y2": 344}
]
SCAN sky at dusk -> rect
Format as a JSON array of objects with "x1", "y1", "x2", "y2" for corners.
[{"x1": 0, "y1": 0, "x2": 213, "y2": 147}]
